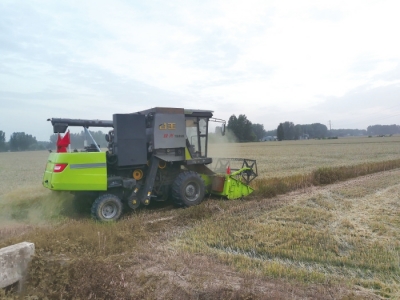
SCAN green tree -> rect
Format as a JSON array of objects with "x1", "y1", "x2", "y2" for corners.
[
  {"x1": 281, "y1": 121, "x2": 295, "y2": 140},
  {"x1": 0, "y1": 130, "x2": 6, "y2": 151},
  {"x1": 227, "y1": 115, "x2": 238, "y2": 138},
  {"x1": 9, "y1": 132, "x2": 37, "y2": 151},
  {"x1": 227, "y1": 114, "x2": 256, "y2": 142},
  {"x1": 367, "y1": 124, "x2": 399, "y2": 136},
  {"x1": 294, "y1": 124, "x2": 303, "y2": 139},
  {"x1": 277, "y1": 123, "x2": 284, "y2": 141},
  {"x1": 277, "y1": 122, "x2": 328, "y2": 140},
  {"x1": 252, "y1": 123, "x2": 266, "y2": 141},
  {"x1": 302, "y1": 123, "x2": 328, "y2": 139}
]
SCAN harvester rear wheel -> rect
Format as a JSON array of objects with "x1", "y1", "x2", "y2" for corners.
[
  {"x1": 172, "y1": 171, "x2": 205, "y2": 207},
  {"x1": 91, "y1": 194, "x2": 123, "y2": 222}
]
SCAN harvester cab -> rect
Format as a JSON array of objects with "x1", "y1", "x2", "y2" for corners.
[{"x1": 43, "y1": 107, "x2": 257, "y2": 221}]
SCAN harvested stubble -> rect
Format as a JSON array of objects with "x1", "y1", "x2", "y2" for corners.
[{"x1": 176, "y1": 170, "x2": 400, "y2": 298}]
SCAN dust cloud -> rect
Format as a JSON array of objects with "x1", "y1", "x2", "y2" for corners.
[
  {"x1": 208, "y1": 129, "x2": 253, "y2": 171},
  {"x1": 0, "y1": 185, "x2": 79, "y2": 233}
]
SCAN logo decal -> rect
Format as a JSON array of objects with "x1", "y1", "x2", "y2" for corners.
[{"x1": 159, "y1": 123, "x2": 176, "y2": 130}]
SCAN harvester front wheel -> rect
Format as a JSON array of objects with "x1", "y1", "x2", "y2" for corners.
[
  {"x1": 172, "y1": 171, "x2": 205, "y2": 207},
  {"x1": 91, "y1": 194, "x2": 123, "y2": 222}
]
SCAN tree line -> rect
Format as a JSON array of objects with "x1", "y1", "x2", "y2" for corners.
[
  {"x1": 0, "y1": 131, "x2": 48, "y2": 152},
  {"x1": 226, "y1": 116, "x2": 336, "y2": 142},
  {"x1": 367, "y1": 124, "x2": 400, "y2": 136},
  {"x1": 277, "y1": 122, "x2": 328, "y2": 140},
  {"x1": 227, "y1": 118, "x2": 400, "y2": 142},
  {"x1": 329, "y1": 128, "x2": 367, "y2": 137},
  {"x1": 1, "y1": 122, "x2": 400, "y2": 152}
]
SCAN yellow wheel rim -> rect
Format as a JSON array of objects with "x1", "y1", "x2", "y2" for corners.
[
  {"x1": 133, "y1": 169, "x2": 143, "y2": 180},
  {"x1": 158, "y1": 160, "x2": 167, "y2": 169}
]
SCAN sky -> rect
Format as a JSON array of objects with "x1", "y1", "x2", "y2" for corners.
[{"x1": 1, "y1": 0, "x2": 400, "y2": 141}]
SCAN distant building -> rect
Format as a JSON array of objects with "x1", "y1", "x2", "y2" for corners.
[
  {"x1": 299, "y1": 134, "x2": 309, "y2": 140},
  {"x1": 261, "y1": 136, "x2": 277, "y2": 141}
]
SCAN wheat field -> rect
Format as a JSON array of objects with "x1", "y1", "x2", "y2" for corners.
[
  {"x1": 1, "y1": 136, "x2": 399, "y2": 195},
  {"x1": 1, "y1": 137, "x2": 400, "y2": 298},
  {"x1": 209, "y1": 136, "x2": 400, "y2": 178}
]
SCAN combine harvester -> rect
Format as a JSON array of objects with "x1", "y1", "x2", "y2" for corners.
[{"x1": 43, "y1": 107, "x2": 257, "y2": 221}]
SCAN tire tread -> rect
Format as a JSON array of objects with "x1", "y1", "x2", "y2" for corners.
[
  {"x1": 171, "y1": 171, "x2": 205, "y2": 207},
  {"x1": 91, "y1": 193, "x2": 123, "y2": 221}
]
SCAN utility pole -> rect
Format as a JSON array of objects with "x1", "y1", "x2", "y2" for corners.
[{"x1": 329, "y1": 120, "x2": 332, "y2": 131}]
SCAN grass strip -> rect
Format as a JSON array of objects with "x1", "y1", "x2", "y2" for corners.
[{"x1": 252, "y1": 158, "x2": 400, "y2": 198}]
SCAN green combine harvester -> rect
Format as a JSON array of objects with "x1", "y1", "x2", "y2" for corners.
[{"x1": 43, "y1": 107, "x2": 257, "y2": 221}]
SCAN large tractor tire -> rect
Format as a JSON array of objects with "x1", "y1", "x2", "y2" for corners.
[
  {"x1": 172, "y1": 171, "x2": 205, "y2": 207},
  {"x1": 91, "y1": 194, "x2": 123, "y2": 221}
]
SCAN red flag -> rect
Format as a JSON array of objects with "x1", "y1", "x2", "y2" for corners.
[
  {"x1": 226, "y1": 166, "x2": 231, "y2": 175},
  {"x1": 57, "y1": 131, "x2": 70, "y2": 153},
  {"x1": 62, "y1": 131, "x2": 70, "y2": 146}
]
